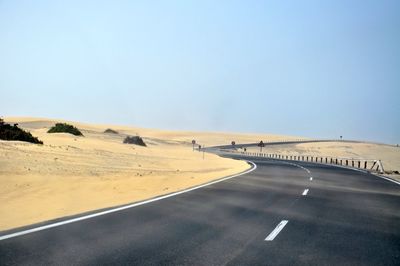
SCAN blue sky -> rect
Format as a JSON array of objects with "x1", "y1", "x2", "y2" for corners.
[{"x1": 1, "y1": 1, "x2": 399, "y2": 143}]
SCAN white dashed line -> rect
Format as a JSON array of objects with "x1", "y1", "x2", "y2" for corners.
[
  {"x1": 265, "y1": 220, "x2": 289, "y2": 241},
  {"x1": 302, "y1": 189, "x2": 309, "y2": 196},
  {"x1": 309, "y1": 177, "x2": 313, "y2": 181}
]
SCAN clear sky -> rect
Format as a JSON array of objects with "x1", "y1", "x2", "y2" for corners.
[{"x1": 1, "y1": 1, "x2": 399, "y2": 144}]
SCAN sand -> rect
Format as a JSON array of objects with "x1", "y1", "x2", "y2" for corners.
[
  {"x1": 2, "y1": 117, "x2": 398, "y2": 231},
  {"x1": 246, "y1": 142, "x2": 400, "y2": 175},
  {"x1": 1, "y1": 117, "x2": 266, "y2": 231}
]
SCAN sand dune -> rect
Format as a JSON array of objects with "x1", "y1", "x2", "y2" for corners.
[
  {"x1": 1, "y1": 117, "x2": 300, "y2": 231},
  {"x1": 2, "y1": 117, "x2": 398, "y2": 231}
]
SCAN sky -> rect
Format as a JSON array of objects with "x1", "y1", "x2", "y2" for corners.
[{"x1": 1, "y1": 0, "x2": 399, "y2": 144}]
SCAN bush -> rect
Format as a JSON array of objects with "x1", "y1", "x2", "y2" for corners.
[
  {"x1": 104, "y1": 128, "x2": 119, "y2": 134},
  {"x1": 0, "y1": 118, "x2": 43, "y2": 144},
  {"x1": 48, "y1": 123, "x2": 83, "y2": 136},
  {"x1": 123, "y1": 135, "x2": 146, "y2": 146}
]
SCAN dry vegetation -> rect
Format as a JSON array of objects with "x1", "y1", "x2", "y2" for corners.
[
  {"x1": 2, "y1": 117, "x2": 398, "y2": 231},
  {"x1": 0, "y1": 117, "x2": 257, "y2": 230}
]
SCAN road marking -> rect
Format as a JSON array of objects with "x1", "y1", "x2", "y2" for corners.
[
  {"x1": 302, "y1": 189, "x2": 309, "y2": 196},
  {"x1": 276, "y1": 161, "x2": 311, "y2": 176},
  {"x1": 332, "y1": 165, "x2": 400, "y2": 186},
  {"x1": 265, "y1": 220, "x2": 288, "y2": 241},
  {"x1": 374, "y1": 175, "x2": 400, "y2": 186},
  {"x1": 309, "y1": 177, "x2": 313, "y2": 181},
  {"x1": 0, "y1": 161, "x2": 257, "y2": 241},
  {"x1": 273, "y1": 154, "x2": 400, "y2": 188}
]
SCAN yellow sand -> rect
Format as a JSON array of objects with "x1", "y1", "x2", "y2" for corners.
[
  {"x1": 1, "y1": 117, "x2": 298, "y2": 231},
  {"x1": 247, "y1": 142, "x2": 400, "y2": 174},
  {"x1": 2, "y1": 117, "x2": 398, "y2": 231}
]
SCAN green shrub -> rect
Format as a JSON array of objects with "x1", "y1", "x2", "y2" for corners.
[
  {"x1": 104, "y1": 128, "x2": 119, "y2": 134},
  {"x1": 48, "y1": 123, "x2": 83, "y2": 136},
  {"x1": 0, "y1": 118, "x2": 43, "y2": 144},
  {"x1": 123, "y1": 135, "x2": 146, "y2": 146}
]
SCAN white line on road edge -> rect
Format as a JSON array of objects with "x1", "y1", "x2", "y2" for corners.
[
  {"x1": 329, "y1": 164, "x2": 400, "y2": 186},
  {"x1": 374, "y1": 174, "x2": 400, "y2": 186},
  {"x1": 0, "y1": 161, "x2": 257, "y2": 241},
  {"x1": 277, "y1": 157, "x2": 400, "y2": 187},
  {"x1": 265, "y1": 220, "x2": 289, "y2": 241},
  {"x1": 302, "y1": 189, "x2": 309, "y2": 196}
]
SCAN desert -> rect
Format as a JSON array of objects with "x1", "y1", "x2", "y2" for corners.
[{"x1": 1, "y1": 117, "x2": 399, "y2": 231}]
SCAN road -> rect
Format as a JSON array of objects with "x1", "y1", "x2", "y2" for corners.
[
  {"x1": 208, "y1": 139, "x2": 378, "y2": 150},
  {"x1": 1, "y1": 155, "x2": 399, "y2": 265}
]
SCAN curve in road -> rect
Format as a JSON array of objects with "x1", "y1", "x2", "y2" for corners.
[{"x1": 0, "y1": 155, "x2": 399, "y2": 265}]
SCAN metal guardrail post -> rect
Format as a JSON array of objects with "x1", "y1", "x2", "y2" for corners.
[
  {"x1": 234, "y1": 148, "x2": 385, "y2": 174},
  {"x1": 371, "y1": 161, "x2": 377, "y2": 170},
  {"x1": 377, "y1": 160, "x2": 384, "y2": 173}
]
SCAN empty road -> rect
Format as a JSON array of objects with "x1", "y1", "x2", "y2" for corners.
[{"x1": 1, "y1": 155, "x2": 399, "y2": 265}]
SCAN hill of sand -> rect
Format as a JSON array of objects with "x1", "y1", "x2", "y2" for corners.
[
  {"x1": 2, "y1": 117, "x2": 398, "y2": 231},
  {"x1": 246, "y1": 142, "x2": 400, "y2": 174},
  {"x1": 0, "y1": 117, "x2": 303, "y2": 231}
]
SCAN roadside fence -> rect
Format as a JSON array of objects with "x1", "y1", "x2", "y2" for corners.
[{"x1": 220, "y1": 150, "x2": 384, "y2": 174}]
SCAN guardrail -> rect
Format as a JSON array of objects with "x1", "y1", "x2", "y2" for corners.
[
  {"x1": 219, "y1": 150, "x2": 384, "y2": 174},
  {"x1": 211, "y1": 139, "x2": 396, "y2": 150}
]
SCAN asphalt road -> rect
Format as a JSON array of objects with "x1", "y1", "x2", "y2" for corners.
[
  {"x1": 1, "y1": 155, "x2": 399, "y2": 265},
  {"x1": 208, "y1": 139, "x2": 372, "y2": 150}
]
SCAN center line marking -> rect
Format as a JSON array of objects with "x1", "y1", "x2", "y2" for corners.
[
  {"x1": 302, "y1": 189, "x2": 309, "y2": 196},
  {"x1": 265, "y1": 220, "x2": 289, "y2": 241}
]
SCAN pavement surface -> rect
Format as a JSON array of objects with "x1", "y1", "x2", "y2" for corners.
[
  {"x1": 1, "y1": 155, "x2": 399, "y2": 265},
  {"x1": 208, "y1": 139, "x2": 374, "y2": 150}
]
